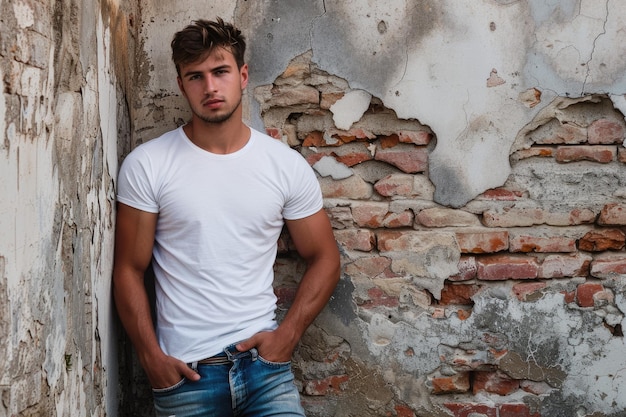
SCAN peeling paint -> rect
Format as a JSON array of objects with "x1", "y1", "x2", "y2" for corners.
[{"x1": 330, "y1": 90, "x2": 372, "y2": 130}]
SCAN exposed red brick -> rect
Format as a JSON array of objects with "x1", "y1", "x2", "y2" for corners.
[
  {"x1": 432, "y1": 308, "x2": 445, "y2": 319},
  {"x1": 274, "y1": 286, "x2": 297, "y2": 308},
  {"x1": 478, "y1": 188, "x2": 525, "y2": 200},
  {"x1": 361, "y1": 287, "x2": 399, "y2": 308},
  {"x1": 588, "y1": 118, "x2": 624, "y2": 144},
  {"x1": 417, "y1": 208, "x2": 480, "y2": 228},
  {"x1": 509, "y1": 234, "x2": 576, "y2": 253},
  {"x1": 303, "y1": 374, "x2": 349, "y2": 396},
  {"x1": 520, "y1": 380, "x2": 554, "y2": 396},
  {"x1": 431, "y1": 372, "x2": 470, "y2": 394},
  {"x1": 333, "y1": 229, "x2": 375, "y2": 252},
  {"x1": 619, "y1": 147, "x2": 626, "y2": 163},
  {"x1": 477, "y1": 255, "x2": 539, "y2": 280},
  {"x1": 394, "y1": 404, "x2": 416, "y2": 417},
  {"x1": 320, "y1": 92, "x2": 344, "y2": 110},
  {"x1": 269, "y1": 84, "x2": 319, "y2": 107},
  {"x1": 538, "y1": 253, "x2": 592, "y2": 278},
  {"x1": 303, "y1": 131, "x2": 329, "y2": 147},
  {"x1": 449, "y1": 256, "x2": 478, "y2": 282},
  {"x1": 398, "y1": 130, "x2": 432, "y2": 146},
  {"x1": 590, "y1": 254, "x2": 626, "y2": 278},
  {"x1": 457, "y1": 309, "x2": 472, "y2": 320},
  {"x1": 374, "y1": 174, "x2": 414, "y2": 197},
  {"x1": 265, "y1": 127, "x2": 282, "y2": 139},
  {"x1": 512, "y1": 147, "x2": 555, "y2": 160},
  {"x1": 352, "y1": 202, "x2": 389, "y2": 228},
  {"x1": 444, "y1": 403, "x2": 497, "y2": 417},
  {"x1": 374, "y1": 145, "x2": 428, "y2": 173},
  {"x1": 534, "y1": 121, "x2": 587, "y2": 144},
  {"x1": 578, "y1": 229, "x2": 625, "y2": 251},
  {"x1": 327, "y1": 127, "x2": 376, "y2": 141},
  {"x1": 440, "y1": 283, "x2": 481, "y2": 305},
  {"x1": 576, "y1": 282, "x2": 604, "y2": 308},
  {"x1": 513, "y1": 281, "x2": 546, "y2": 301},
  {"x1": 562, "y1": 290, "x2": 576, "y2": 304},
  {"x1": 482, "y1": 207, "x2": 595, "y2": 227},
  {"x1": 319, "y1": 176, "x2": 373, "y2": 199},
  {"x1": 335, "y1": 150, "x2": 373, "y2": 166},
  {"x1": 379, "y1": 133, "x2": 400, "y2": 149},
  {"x1": 598, "y1": 203, "x2": 626, "y2": 225},
  {"x1": 455, "y1": 230, "x2": 509, "y2": 253},
  {"x1": 555, "y1": 145, "x2": 616, "y2": 163},
  {"x1": 499, "y1": 403, "x2": 541, "y2": 417},
  {"x1": 383, "y1": 211, "x2": 414, "y2": 228},
  {"x1": 377, "y1": 230, "x2": 456, "y2": 253},
  {"x1": 473, "y1": 371, "x2": 520, "y2": 396}
]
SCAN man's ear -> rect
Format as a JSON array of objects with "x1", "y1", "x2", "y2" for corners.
[
  {"x1": 240, "y1": 64, "x2": 249, "y2": 90},
  {"x1": 177, "y1": 76, "x2": 187, "y2": 98}
]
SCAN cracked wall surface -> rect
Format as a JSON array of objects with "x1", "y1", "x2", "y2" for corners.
[
  {"x1": 0, "y1": 0, "x2": 138, "y2": 415},
  {"x1": 130, "y1": 1, "x2": 626, "y2": 416},
  {"x1": 2, "y1": 0, "x2": 622, "y2": 415}
]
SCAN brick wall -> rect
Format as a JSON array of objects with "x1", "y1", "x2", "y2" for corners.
[{"x1": 266, "y1": 53, "x2": 626, "y2": 416}]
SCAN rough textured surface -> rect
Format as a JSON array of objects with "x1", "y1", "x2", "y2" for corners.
[
  {"x1": 3, "y1": 0, "x2": 626, "y2": 416},
  {"x1": 0, "y1": 0, "x2": 137, "y2": 415}
]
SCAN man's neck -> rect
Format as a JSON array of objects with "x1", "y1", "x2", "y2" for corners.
[{"x1": 183, "y1": 116, "x2": 250, "y2": 155}]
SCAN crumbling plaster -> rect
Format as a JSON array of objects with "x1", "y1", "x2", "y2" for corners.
[
  {"x1": 0, "y1": 0, "x2": 138, "y2": 414},
  {"x1": 129, "y1": 1, "x2": 626, "y2": 416},
  {"x1": 236, "y1": 0, "x2": 626, "y2": 207}
]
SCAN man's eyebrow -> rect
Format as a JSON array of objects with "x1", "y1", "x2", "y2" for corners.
[
  {"x1": 182, "y1": 64, "x2": 232, "y2": 78},
  {"x1": 182, "y1": 69, "x2": 202, "y2": 78}
]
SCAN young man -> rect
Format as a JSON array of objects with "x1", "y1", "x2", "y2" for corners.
[{"x1": 113, "y1": 18, "x2": 340, "y2": 416}]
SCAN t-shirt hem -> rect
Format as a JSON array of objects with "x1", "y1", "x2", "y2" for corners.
[{"x1": 116, "y1": 197, "x2": 159, "y2": 214}]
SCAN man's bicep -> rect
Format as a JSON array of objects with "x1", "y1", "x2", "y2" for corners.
[
  {"x1": 285, "y1": 209, "x2": 338, "y2": 262},
  {"x1": 114, "y1": 202, "x2": 158, "y2": 274}
]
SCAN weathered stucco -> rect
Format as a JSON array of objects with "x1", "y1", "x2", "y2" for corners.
[
  {"x1": 1, "y1": 0, "x2": 138, "y2": 415},
  {"x1": 3, "y1": 0, "x2": 626, "y2": 416}
]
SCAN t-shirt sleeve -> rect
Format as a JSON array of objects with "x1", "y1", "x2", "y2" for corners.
[
  {"x1": 282, "y1": 152, "x2": 324, "y2": 220},
  {"x1": 116, "y1": 147, "x2": 160, "y2": 213}
]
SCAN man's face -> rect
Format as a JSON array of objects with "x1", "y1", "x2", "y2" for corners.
[{"x1": 177, "y1": 47, "x2": 248, "y2": 124}]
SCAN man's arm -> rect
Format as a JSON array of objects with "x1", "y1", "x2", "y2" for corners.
[
  {"x1": 113, "y1": 202, "x2": 199, "y2": 387},
  {"x1": 237, "y1": 208, "x2": 340, "y2": 361}
]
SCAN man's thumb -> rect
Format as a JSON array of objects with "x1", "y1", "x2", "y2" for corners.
[{"x1": 236, "y1": 338, "x2": 254, "y2": 352}]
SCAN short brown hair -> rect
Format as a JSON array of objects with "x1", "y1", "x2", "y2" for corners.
[{"x1": 171, "y1": 18, "x2": 246, "y2": 75}]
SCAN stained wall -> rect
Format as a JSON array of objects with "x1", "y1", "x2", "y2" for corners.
[
  {"x1": 2, "y1": 0, "x2": 626, "y2": 416},
  {"x1": 0, "y1": 0, "x2": 138, "y2": 415},
  {"x1": 135, "y1": 1, "x2": 626, "y2": 416}
]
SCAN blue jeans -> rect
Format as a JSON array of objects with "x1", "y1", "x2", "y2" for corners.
[{"x1": 152, "y1": 345, "x2": 305, "y2": 417}]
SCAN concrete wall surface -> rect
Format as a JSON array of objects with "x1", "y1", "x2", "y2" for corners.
[
  {"x1": 2, "y1": 0, "x2": 626, "y2": 416},
  {"x1": 0, "y1": 0, "x2": 137, "y2": 415}
]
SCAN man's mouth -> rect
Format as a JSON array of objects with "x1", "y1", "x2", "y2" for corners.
[{"x1": 203, "y1": 98, "x2": 224, "y2": 108}]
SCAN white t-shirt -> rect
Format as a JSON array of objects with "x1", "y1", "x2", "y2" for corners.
[{"x1": 116, "y1": 126, "x2": 323, "y2": 363}]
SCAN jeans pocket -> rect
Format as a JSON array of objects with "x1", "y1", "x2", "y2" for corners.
[
  {"x1": 152, "y1": 378, "x2": 186, "y2": 395},
  {"x1": 257, "y1": 354, "x2": 291, "y2": 368}
]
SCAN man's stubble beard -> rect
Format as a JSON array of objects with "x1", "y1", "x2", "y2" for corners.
[{"x1": 194, "y1": 94, "x2": 242, "y2": 124}]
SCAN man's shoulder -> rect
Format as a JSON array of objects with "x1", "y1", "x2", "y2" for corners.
[
  {"x1": 251, "y1": 127, "x2": 301, "y2": 156},
  {"x1": 125, "y1": 127, "x2": 183, "y2": 160}
]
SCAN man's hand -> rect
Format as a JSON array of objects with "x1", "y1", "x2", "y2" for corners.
[
  {"x1": 236, "y1": 328, "x2": 296, "y2": 363},
  {"x1": 144, "y1": 354, "x2": 201, "y2": 389}
]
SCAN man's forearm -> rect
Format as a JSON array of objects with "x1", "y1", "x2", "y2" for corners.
[{"x1": 113, "y1": 269, "x2": 164, "y2": 364}]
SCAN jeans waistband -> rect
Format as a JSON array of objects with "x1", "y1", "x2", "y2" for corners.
[{"x1": 190, "y1": 345, "x2": 258, "y2": 369}]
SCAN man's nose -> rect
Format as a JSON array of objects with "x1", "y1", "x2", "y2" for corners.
[{"x1": 204, "y1": 75, "x2": 217, "y2": 93}]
